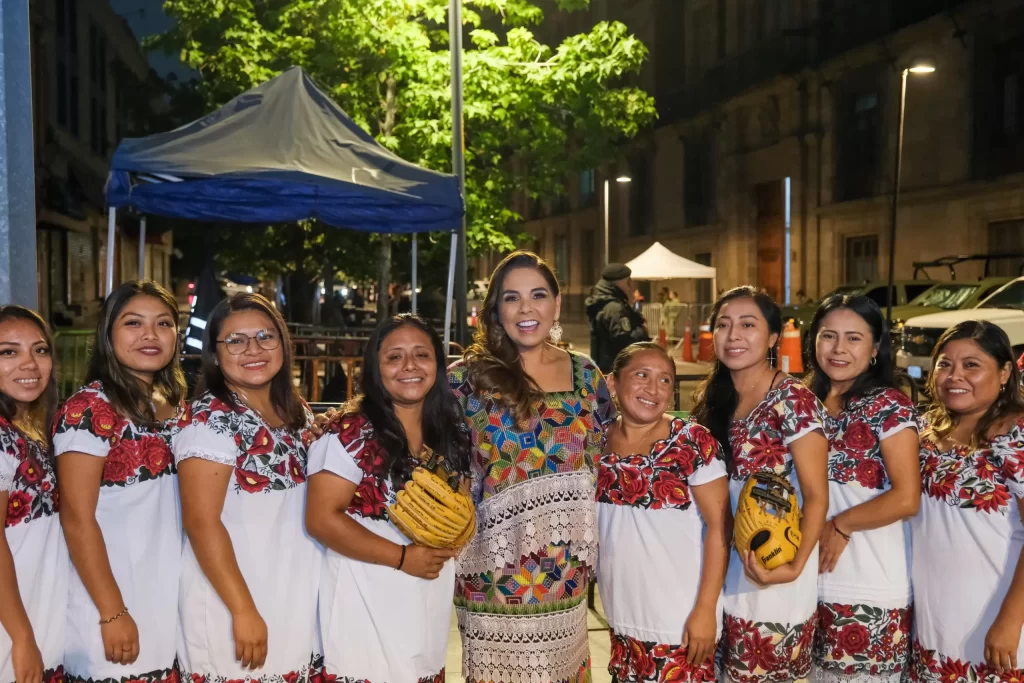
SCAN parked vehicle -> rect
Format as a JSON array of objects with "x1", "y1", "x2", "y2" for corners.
[
  {"x1": 782, "y1": 280, "x2": 938, "y2": 329},
  {"x1": 898, "y1": 277, "x2": 1024, "y2": 380}
]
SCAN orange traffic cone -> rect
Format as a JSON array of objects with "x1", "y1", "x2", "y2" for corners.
[
  {"x1": 779, "y1": 321, "x2": 804, "y2": 374},
  {"x1": 697, "y1": 324, "x2": 714, "y2": 362},
  {"x1": 469, "y1": 306, "x2": 478, "y2": 328},
  {"x1": 682, "y1": 320, "x2": 695, "y2": 362},
  {"x1": 657, "y1": 326, "x2": 667, "y2": 349}
]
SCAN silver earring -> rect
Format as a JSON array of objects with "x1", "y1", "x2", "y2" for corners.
[
  {"x1": 768, "y1": 348, "x2": 776, "y2": 366},
  {"x1": 871, "y1": 357, "x2": 877, "y2": 366},
  {"x1": 549, "y1": 320, "x2": 563, "y2": 344}
]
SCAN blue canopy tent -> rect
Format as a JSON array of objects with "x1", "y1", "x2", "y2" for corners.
[{"x1": 105, "y1": 66, "x2": 464, "y2": 346}]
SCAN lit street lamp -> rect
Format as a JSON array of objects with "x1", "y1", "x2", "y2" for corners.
[
  {"x1": 603, "y1": 174, "x2": 632, "y2": 265},
  {"x1": 886, "y1": 57, "x2": 936, "y2": 323}
]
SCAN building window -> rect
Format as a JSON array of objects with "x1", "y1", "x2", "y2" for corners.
[
  {"x1": 579, "y1": 169, "x2": 596, "y2": 208},
  {"x1": 695, "y1": 252, "x2": 712, "y2": 302},
  {"x1": 90, "y1": 22, "x2": 108, "y2": 156},
  {"x1": 835, "y1": 90, "x2": 881, "y2": 202},
  {"x1": 988, "y1": 220, "x2": 1024, "y2": 277},
  {"x1": 684, "y1": 138, "x2": 714, "y2": 226},
  {"x1": 55, "y1": 0, "x2": 79, "y2": 136},
  {"x1": 554, "y1": 234, "x2": 569, "y2": 288},
  {"x1": 688, "y1": 3, "x2": 714, "y2": 83},
  {"x1": 845, "y1": 235, "x2": 878, "y2": 285},
  {"x1": 980, "y1": 36, "x2": 1024, "y2": 177},
  {"x1": 628, "y1": 154, "x2": 653, "y2": 237}
]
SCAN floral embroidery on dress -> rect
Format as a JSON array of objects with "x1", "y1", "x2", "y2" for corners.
[
  {"x1": 183, "y1": 653, "x2": 323, "y2": 683},
  {"x1": 609, "y1": 630, "x2": 715, "y2": 683},
  {"x1": 909, "y1": 638, "x2": 1020, "y2": 683},
  {"x1": 325, "y1": 412, "x2": 395, "y2": 521},
  {"x1": 920, "y1": 418, "x2": 1024, "y2": 515},
  {"x1": 814, "y1": 602, "x2": 911, "y2": 679},
  {"x1": 42, "y1": 665, "x2": 65, "y2": 683},
  {"x1": 728, "y1": 378, "x2": 823, "y2": 481},
  {"x1": 315, "y1": 673, "x2": 443, "y2": 683},
  {"x1": 719, "y1": 613, "x2": 815, "y2": 683},
  {"x1": 186, "y1": 392, "x2": 313, "y2": 495},
  {"x1": 53, "y1": 382, "x2": 179, "y2": 487},
  {"x1": 825, "y1": 389, "x2": 917, "y2": 490},
  {"x1": 66, "y1": 665, "x2": 178, "y2": 683},
  {"x1": 597, "y1": 419, "x2": 722, "y2": 510},
  {"x1": 1, "y1": 418, "x2": 58, "y2": 528}
]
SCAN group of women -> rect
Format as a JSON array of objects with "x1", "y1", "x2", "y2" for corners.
[{"x1": 0, "y1": 249, "x2": 1023, "y2": 683}]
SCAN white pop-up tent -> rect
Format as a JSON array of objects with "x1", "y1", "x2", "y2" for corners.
[{"x1": 625, "y1": 241, "x2": 717, "y2": 293}]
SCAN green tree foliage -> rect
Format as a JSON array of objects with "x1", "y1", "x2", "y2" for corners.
[{"x1": 155, "y1": 0, "x2": 656, "y2": 313}]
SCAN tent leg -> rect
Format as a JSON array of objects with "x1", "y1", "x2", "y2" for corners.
[
  {"x1": 411, "y1": 234, "x2": 418, "y2": 315},
  {"x1": 106, "y1": 209, "x2": 117, "y2": 296},
  {"x1": 138, "y1": 216, "x2": 147, "y2": 279},
  {"x1": 444, "y1": 230, "x2": 457, "y2": 354}
]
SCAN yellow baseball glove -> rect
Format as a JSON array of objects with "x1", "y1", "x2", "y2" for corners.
[
  {"x1": 389, "y1": 467, "x2": 476, "y2": 550},
  {"x1": 734, "y1": 471, "x2": 802, "y2": 570}
]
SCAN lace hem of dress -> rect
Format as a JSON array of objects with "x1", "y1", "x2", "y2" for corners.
[
  {"x1": 458, "y1": 471, "x2": 597, "y2": 574},
  {"x1": 457, "y1": 600, "x2": 590, "y2": 683},
  {"x1": 813, "y1": 667, "x2": 902, "y2": 683},
  {"x1": 175, "y1": 448, "x2": 237, "y2": 467}
]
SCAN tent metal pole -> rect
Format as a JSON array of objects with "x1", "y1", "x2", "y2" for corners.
[
  {"x1": 138, "y1": 215, "x2": 147, "y2": 279},
  {"x1": 444, "y1": 230, "x2": 457, "y2": 353},
  {"x1": 106, "y1": 208, "x2": 117, "y2": 296},
  {"x1": 411, "y1": 234, "x2": 418, "y2": 314},
  {"x1": 450, "y1": 0, "x2": 468, "y2": 347}
]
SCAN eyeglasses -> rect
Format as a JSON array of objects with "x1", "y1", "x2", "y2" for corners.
[{"x1": 217, "y1": 330, "x2": 281, "y2": 355}]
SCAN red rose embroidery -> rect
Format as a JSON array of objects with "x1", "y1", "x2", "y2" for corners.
[
  {"x1": 939, "y1": 658, "x2": 969, "y2": 683},
  {"x1": 272, "y1": 460, "x2": 287, "y2": 476},
  {"x1": 6, "y1": 490, "x2": 32, "y2": 525},
  {"x1": 190, "y1": 675, "x2": 205, "y2": 683},
  {"x1": 103, "y1": 455, "x2": 135, "y2": 484},
  {"x1": 853, "y1": 459, "x2": 885, "y2": 489},
  {"x1": 60, "y1": 395, "x2": 91, "y2": 427},
  {"x1": 289, "y1": 454, "x2": 306, "y2": 483},
  {"x1": 353, "y1": 478, "x2": 386, "y2": 517},
  {"x1": 140, "y1": 437, "x2": 171, "y2": 475},
  {"x1": 17, "y1": 459, "x2": 40, "y2": 484},
  {"x1": 844, "y1": 420, "x2": 877, "y2": 452},
  {"x1": 746, "y1": 433, "x2": 787, "y2": 471},
  {"x1": 235, "y1": 468, "x2": 271, "y2": 493},
  {"x1": 655, "y1": 443, "x2": 698, "y2": 475},
  {"x1": 971, "y1": 485, "x2": 1011, "y2": 513},
  {"x1": 691, "y1": 426, "x2": 719, "y2": 464},
  {"x1": 618, "y1": 465, "x2": 648, "y2": 505},
  {"x1": 334, "y1": 415, "x2": 367, "y2": 446},
  {"x1": 356, "y1": 441, "x2": 386, "y2": 477},
  {"x1": 596, "y1": 463, "x2": 617, "y2": 497},
  {"x1": 651, "y1": 471, "x2": 690, "y2": 508},
  {"x1": 976, "y1": 455, "x2": 1000, "y2": 482},
  {"x1": 283, "y1": 672, "x2": 300, "y2": 683},
  {"x1": 628, "y1": 638, "x2": 656, "y2": 680},
  {"x1": 249, "y1": 427, "x2": 275, "y2": 456},
  {"x1": 89, "y1": 401, "x2": 123, "y2": 439},
  {"x1": 836, "y1": 623, "x2": 870, "y2": 655}
]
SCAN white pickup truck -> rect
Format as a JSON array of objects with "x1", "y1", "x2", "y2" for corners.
[{"x1": 896, "y1": 277, "x2": 1024, "y2": 380}]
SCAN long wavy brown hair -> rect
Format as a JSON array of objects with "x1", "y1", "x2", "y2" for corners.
[
  {"x1": 923, "y1": 320, "x2": 1024, "y2": 448},
  {"x1": 0, "y1": 306, "x2": 58, "y2": 445},
  {"x1": 464, "y1": 250, "x2": 561, "y2": 423}
]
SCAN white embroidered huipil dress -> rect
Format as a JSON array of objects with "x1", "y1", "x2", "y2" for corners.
[
  {"x1": 814, "y1": 387, "x2": 918, "y2": 683},
  {"x1": 0, "y1": 418, "x2": 68, "y2": 683},
  {"x1": 718, "y1": 377, "x2": 826, "y2": 683},
  {"x1": 173, "y1": 393, "x2": 321, "y2": 683},
  {"x1": 306, "y1": 411, "x2": 452, "y2": 683},
  {"x1": 53, "y1": 381, "x2": 182, "y2": 683}
]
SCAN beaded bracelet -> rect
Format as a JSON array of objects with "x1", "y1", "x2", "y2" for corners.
[{"x1": 99, "y1": 607, "x2": 129, "y2": 625}]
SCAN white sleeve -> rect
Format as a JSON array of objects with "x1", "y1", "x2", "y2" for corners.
[
  {"x1": 690, "y1": 455, "x2": 728, "y2": 487},
  {"x1": 0, "y1": 449, "x2": 15, "y2": 492},
  {"x1": 307, "y1": 434, "x2": 364, "y2": 485},
  {"x1": 53, "y1": 427, "x2": 110, "y2": 459},
  {"x1": 173, "y1": 423, "x2": 238, "y2": 466}
]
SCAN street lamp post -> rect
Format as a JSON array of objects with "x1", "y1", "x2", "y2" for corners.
[
  {"x1": 603, "y1": 174, "x2": 632, "y2": 265},
  {"x1": 886, "y1": 57, "x2": 936, "y2": 323}
]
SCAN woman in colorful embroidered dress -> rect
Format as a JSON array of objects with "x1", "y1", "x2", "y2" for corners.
[
  {"x1": 805, "y1": 296, "x2": 920, "y2": 682},
  {"x1": 596, "y1": 343, "x2": 731, "y2": 683},
  {"x1": 0, "y1": 306, "x2": 67, "y2": 683},
  {"x1": 448, "y1": 251, "x2": 615, "y2": 683},
  {"x1": 173, "y1": 293, "x2": 320, "y2": 683},
  {"x1": 55, "y1": 281, "x2": 186, "y2": 683},
  {"x1": 911, "y1": 320, "x2": 1024, "y2": 683},
  {"x1": 691, "y1": 286, "x2": 829, "y2": 683},
  {"x1": 306, "y1": 314, "x2": 471, "y2": 682}
]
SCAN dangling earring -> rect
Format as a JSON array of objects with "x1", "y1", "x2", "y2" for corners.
[
  {"x1": 549, "y1": 320, "x2": 563, "y2": 345},
  {"x1": 768, "y1": 347, "x2": 776, "y2": 367}
]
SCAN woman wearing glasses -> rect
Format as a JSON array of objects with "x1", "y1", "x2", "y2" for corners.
[{"x1": 172, "y1": 294, "x2": 321, "y2": 682}]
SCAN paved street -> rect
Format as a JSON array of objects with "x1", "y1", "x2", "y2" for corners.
[{"x1": 444, "y1": 590, "x2": 614, "y2": 683}]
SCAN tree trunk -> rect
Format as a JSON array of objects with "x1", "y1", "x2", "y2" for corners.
[
  {"x1": 377, "y1": 233, "x2": 392, "y2": 322},
  {"x1": 375, "y1": 75, "x2": 398, "y2": 324}
]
